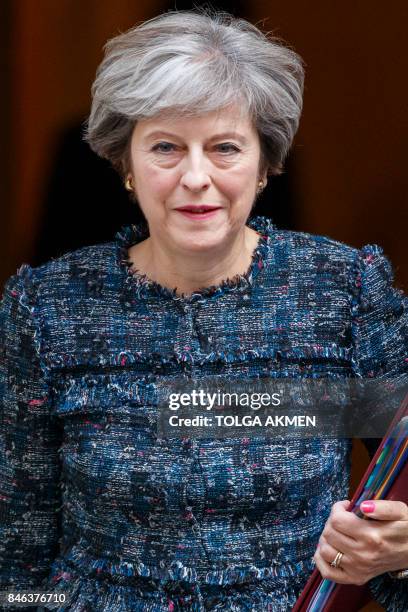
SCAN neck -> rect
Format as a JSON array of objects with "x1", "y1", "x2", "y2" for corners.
[{"x1": 128, "y1": 226, "x2": 260, "y2": 296}]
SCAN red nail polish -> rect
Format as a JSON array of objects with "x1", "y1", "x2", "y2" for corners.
[{"x1": 361, "y1": 501, "x2": 375, "y2": 513}]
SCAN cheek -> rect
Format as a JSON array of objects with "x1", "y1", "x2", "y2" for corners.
[
  {"x1": 220, "y1": 171, "x2": 256, "y2": 203},
  {"x1": 137, "y1": 164, "x2": 178, "y2": 200},
  {"x1": 222, "y1": 158, "x2": 259, "y2": 191},
  {"x1": 154, "y1": 173, "x2": 178, "y2": 198}
]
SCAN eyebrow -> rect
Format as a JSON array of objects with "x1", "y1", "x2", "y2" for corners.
[{"x1": 144, "y1": 130, "x2": 249, "y2": 144}]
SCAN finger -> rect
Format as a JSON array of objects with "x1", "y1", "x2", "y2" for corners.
[
  {"x1": 332, "y1": 500, "x2": 351, "y2": 512},
  {"x1": 360, "y1": 500, "x2": 408, "y2": 521},
  {"x1": 320, "y1": 524, "x2": 356, "y2": 554},
  {"x1": 313, "y1": 546, "x2": 359, "y2": 585},
  {"x1": 318, "y1": 537, "x2": 349, "y2": 571},
  {"x1": 326, "y1": 500, "x2": 364, "y2": 540}
]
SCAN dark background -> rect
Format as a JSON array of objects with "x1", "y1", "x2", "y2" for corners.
[
  {"x1": 1, "y1": 0, "x2": 406, "y2": 288},
  {"x1": 1, "y1": 4, "x2": 406, "y2": 608}
]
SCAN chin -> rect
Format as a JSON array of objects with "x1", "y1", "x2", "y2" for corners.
[
  {"x1": 180, "y1": 238, "x2": 221, "y2": 253},
  {"x1": 174, "y1": 232, "x2": 226, "y2": 253}
]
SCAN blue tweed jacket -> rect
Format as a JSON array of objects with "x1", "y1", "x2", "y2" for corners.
[{"x1": 0, "y1": 215, "x2": 407, "y2": 611}]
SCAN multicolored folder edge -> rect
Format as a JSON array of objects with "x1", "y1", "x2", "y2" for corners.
[{"x1": 293, "y1": 391, "x2": 408, "y2": 612}]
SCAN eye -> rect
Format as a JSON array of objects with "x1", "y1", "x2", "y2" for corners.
[
  {"x1": 151, "y1": 141, "x2": 177, "y2": 154},
  {"x1": 214, "y1": 142, "x2": 241, "y2": 154}
]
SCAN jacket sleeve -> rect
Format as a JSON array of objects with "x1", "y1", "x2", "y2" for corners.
[
  {"x1": 351, "y1": 244, "x2": 408, "y2": 610},
  {"x1": 0, "y1": 265, "x2": 62, "y2": 599}
]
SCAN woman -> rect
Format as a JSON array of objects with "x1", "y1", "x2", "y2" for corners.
[{"x1": 1, "y1": 9, "x2": 407, "y2": 612}]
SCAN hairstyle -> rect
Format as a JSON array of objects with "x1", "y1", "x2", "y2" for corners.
[{"x1": 84, "y1": 8, "x2": 305, "y2": 179}]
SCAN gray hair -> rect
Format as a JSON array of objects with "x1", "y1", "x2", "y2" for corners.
[{"x1": 84, "y1": 8, "x2": 305, "y2": 178}]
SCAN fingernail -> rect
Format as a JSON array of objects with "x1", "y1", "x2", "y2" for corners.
[{"x1": 361, "y1": 501, "x2": 375, "y2": 513}]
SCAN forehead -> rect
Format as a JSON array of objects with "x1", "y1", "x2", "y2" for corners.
[{"x1": 132, "y1": 105, "x2": 257, "y2": 142}]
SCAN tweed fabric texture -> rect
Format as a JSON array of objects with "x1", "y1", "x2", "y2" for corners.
[{"x1": 0, "y1": 215, "x2": 407, "y2": 611}]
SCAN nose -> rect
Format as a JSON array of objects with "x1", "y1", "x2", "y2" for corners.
[{"x1": 180, "y1": 149, "x2": 211, "y2": 192}]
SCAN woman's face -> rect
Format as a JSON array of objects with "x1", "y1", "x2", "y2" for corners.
[{"x1": 128, "y1": 106, "x2": 265, "y2": 253}]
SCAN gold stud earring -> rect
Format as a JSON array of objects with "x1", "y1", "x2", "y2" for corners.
[
  {"x1": 257, "y1": 179, "x2": 265, "y2": 194},
  {"x1": 125, "y1": 177, "x2": 133, "y2": 191}
]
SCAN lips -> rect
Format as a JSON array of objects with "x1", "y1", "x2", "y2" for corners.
[
  {"x1": 175, "y1": 205, "x2": 222, "y2": 221},
  {"x1": 176, "y1": 205, "x2": 221, "y2": 212}
]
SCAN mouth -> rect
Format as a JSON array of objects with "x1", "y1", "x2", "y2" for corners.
[{"x1": 175, "y1": 205, "x2": 222, "y2": 220}]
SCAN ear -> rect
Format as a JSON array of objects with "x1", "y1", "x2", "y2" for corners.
[
  {"x1": 257, "y1": 166, "x2": 268, "y2": 183},
  {"x1": 257, "y1": 172, "x2": 268, "y2": 189},
  {"x1": 125, "y1": 175, "x2": 133, "y2": 192}
]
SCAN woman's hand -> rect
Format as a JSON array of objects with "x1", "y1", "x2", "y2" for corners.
[{"x1": 313, "y1": 499, "x2": 408, "y2": 585}]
